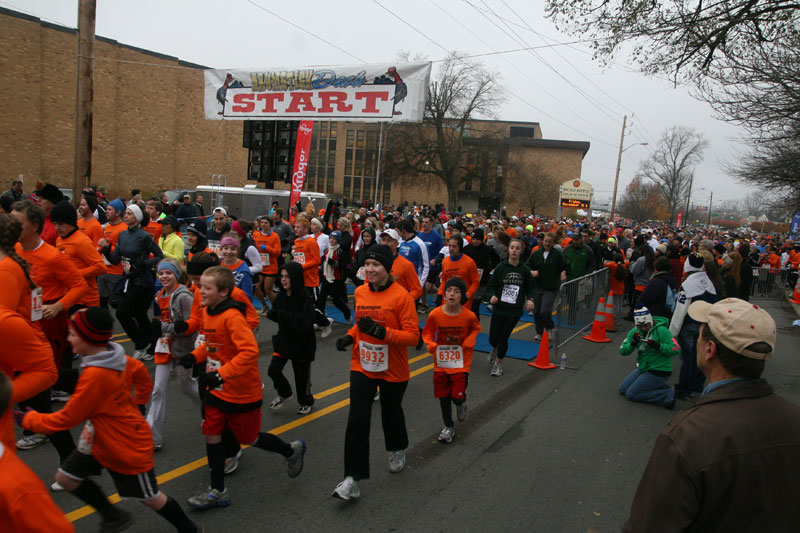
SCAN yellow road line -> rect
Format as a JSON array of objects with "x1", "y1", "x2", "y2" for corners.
[{"x1": 67, "y1": 321, "x2": 535, "y2": 522}]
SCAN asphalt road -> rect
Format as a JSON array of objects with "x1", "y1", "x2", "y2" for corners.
[{"x1": 17, "y1": 297, "x2": 800, "y2": 532}]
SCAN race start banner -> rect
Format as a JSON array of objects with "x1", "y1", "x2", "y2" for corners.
[
  {"x1": 204, "y1": 62, "x2": 431, "y2": 122},
  {"x1": 290, "y1": 121, "x2": 314, "y2": 207}
]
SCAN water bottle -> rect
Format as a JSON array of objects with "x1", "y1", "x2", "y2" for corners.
[{"x1": 560, "y1": 353, "x2": 567, "y2": 370}]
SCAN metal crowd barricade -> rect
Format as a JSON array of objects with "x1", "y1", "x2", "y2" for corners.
[
  {"x1": 750, "y1": 267, "x2": 791, "y2": 300},
  {"x1": 554, "y1": 267, "x2": 609, "y2": 349}
]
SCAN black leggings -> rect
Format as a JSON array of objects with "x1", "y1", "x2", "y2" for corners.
[
  {"x1": 318, "y1": 280, "x2": 350, "y2": 320},
  {"x1": 344, "y1": 371, "x2": 408, "y2": 480},
  {"x1": 489, "y1": 314, "x2": 520, "y2": 360},
  {"x1": 267, "y1": 356, "x2": 314, "y2": 406},
  {"x1": 116, "y1": 285, "x2": 153, "y2": 350},
  {"x1": 306, "y1": 286, "x2": 331, "y2": 327}
]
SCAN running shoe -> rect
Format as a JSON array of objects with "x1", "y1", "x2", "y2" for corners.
[
  {"x1": 297, "y1": 404, "x2": 312, "y2": 416},
  {"x1": 269, "y1": 394, "x2": 293, "y2": 410},
  {"x1": 347, "y1": 314, "x2": 355, "y2": 326},
  {"x1": 50, "y1": 390, "x2": 71, "y2": 402},
  {"x1": 141, "y1": 352, "x2": 154, "y2": 361},
  {"x1": 258, "y1": 306, "x2": 268, "y2": 317},
  {"x1": 51, "y1": 481, "x2": 65, "y2": 492},
  {"x1": 100, "y1": 509, "x2": 134, "y2": 532},
  {"x1": 374, "y1": 389, "x2": 380, "y2": 401},
  {"x1": 153, "y1": 444, "x2": 162, "y2": 452},
  {"x1": 321, "y1": 317, "x2": 334, "y2": 338},
  {"x1": 132, "y1": 349, "x2": 147, "y2": 360},
  {"x1": 286, "y1": 439, "x2": 306, "y2": 478},
  {"x1": 487, "y1": 347, "x2": 497, "y2": 364},
  {"x1": 224, "y1": 449, "x2": 242, "y2": 475},
  {"x1": 534, "y1": 334, "x2": 542, "y2": 342},
  {"x1": 187, "y1": 487, "x2": 231, "y2": 510},
  {"x1": 438, "y1": 426, "x2": 455, "y2": 443},
  {"x1": 456, "y1": 400, "x2": 469, "y2": 422},
  {"x1": 331, "y1": 476, "x2": 360, "y2": 500},
  {"x1": 388, "y1": 450, "x2": 405, "y2": 473},
  {"x1": 16, "y1": 433, "x2": 49, "y2": 450},
  {"x1": 491, "y1": 362, "x2": 503, "y2": 377}
]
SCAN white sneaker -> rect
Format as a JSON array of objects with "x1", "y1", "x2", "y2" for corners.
[
  {"x1": 321, "y1": 317, "x2": 334, "y2": 338},
  {"x1": 132, "y1": 349, "x2": 147, "y2": 360},
  {"x1": 269, "y1": 395, "x2": 293, "y2": 410},
  {"x1": 438, "y1": 426, "x2": 455, "y2": 443},
  {"x1": 16, "y1": 433, "x2": 49, "y2": 450},
  {"x1": 456, "y1": 400, "x2": 469, "y2": 422},
  {"x1": 491, "y1": 362, "x2": 503, "y2": 377},
  {"x1": 331, "y1": 476, "x2": 360, "y2": 500},
  {"x1": 224, "y1": 449, "x2": 242, "y2": 475},
  {"x1": 534, "y1": 334, "x2": 542, "y2": 341},
  {"x1": 50, "y1": 481, "x2": 65, "y2": 492},
  {"x1": 297, "y1": 404, "x2": 312, "y2": 416},
  {"x1": 50, "y1": 390, "x2": 71, "y2": 402},
  {"x1": 388, "y1": 450, "x2": 405, "y2": 473},
  {"x1": 141, "y1": 352, "x2": 154, "y2": 361}
]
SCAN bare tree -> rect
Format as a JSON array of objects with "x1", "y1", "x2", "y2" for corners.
[
  {"x1": 617, "y1": 176, "x2": 670, "y2": 223},
  {"x1": 636, "y1": 126, "x2": 708, "y2": 223},
  {"x1": 386, "y1": 52, "x2": 506, "y2": 209}
]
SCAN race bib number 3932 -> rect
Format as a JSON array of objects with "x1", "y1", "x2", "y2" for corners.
[{"x1": 359, "y1": 340, "x2": 388, "y2": 373}]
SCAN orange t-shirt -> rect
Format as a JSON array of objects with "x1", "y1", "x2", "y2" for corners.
[
  {"x1": 0, "y1": 309, "x2": 57, "y2": 451},
  {"x1": 0, "y1": 256, "x2": 32, "y2": 320},
  {"x1": 347, "y1": 281, "x2": 419, "y2": 382},
  {"x1": 505, "y1": 227, "x2": 517, "y2": 238},
  {"x1": 142, "y1": 220, "x2": 162, "y2": 243},
  {"x1": 422, "y1": 306, "x2": 481, "y2": 374},
  {"x1": 185, "y1": 285, "x2": 260, "y2": 335},
  {"x1": 0, "y1": 443, "x2": 74, "y2": 532},
  {"x1": 292, "y1": 235, "x2": 320, "y2": 287},
  {"x1": 124, "y1": 355, "x2": 153, "y2": 406},
  {"x1": 102, "y1": 221, "x2": 127, "y2": 275},
  {"x1": 605, "y1": 261, "x2": 627, "y2": 296},
  {"x1": 154, "y1": 288, "x2": 174, "y2": 365},
  {"x1": 56, "y1": 230, "x2": 106, "y2": 307},
  {"x1": 391, "y1": 254, "x2": 423, "y2": 301},
  {"x1": 15, "y1": 241, "x2": 87, "y2": 308},
  {"x1": 251, "y1": 230, "x2": 281, "y2": 275},
  {"x1": 438, "y1": 254, "x2": 481, "y2": 309},
  {"x1": 77, "y1": 216, "x2": 104, "y2": 246}
]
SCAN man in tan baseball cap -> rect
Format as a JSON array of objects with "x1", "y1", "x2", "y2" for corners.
[{"x1": 624, "y1": 298, "x2": 800, "y2": 532}]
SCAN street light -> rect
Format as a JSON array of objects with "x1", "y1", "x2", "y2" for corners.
[{"x1": 610, "y1": 139, "x2": 648, "y2": 220}]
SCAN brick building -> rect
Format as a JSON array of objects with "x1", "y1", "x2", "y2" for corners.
[{"x1": 1, "y1": 7, "x2": 589, "y2": 215}]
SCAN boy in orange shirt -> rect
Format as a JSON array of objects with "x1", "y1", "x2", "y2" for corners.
[
  {"x1": 52, "y1": 200, "x2": 106, "y2": 308},
  {"x1": 0, "y1": 371, "x2": 73, "y2": 532},
  {"x1": 437, "y1": 235, "x2": 480, "y2": 310},
  {"x1": 292, "y1": 217, "x2": 333, "y2": 336},
  {"x1": 422, "y1": 277, "x2": 481, "y2": 444},
  {"x1": 179, "y1": 266, "x2": 306, "y2": 510},
  {"x1": 16, "y1": 307, "x2": 200, "y2": 532}
]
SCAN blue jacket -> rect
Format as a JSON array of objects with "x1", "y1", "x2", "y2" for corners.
[
  {"x1": 398, "y1": 233, "x2": 430, "y2": 286},
  {"x1": 418, "y1": 230, "x2": 444, "y2": 272}
]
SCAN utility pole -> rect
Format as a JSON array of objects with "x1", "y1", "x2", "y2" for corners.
[
  {"x1": 683, "y1": 174, "x2": 693, "y2": 228},
  {"x1": 610, "y1": 114, "x2": 626, "y2": 220},
  {"x1": 72, "y1": 0, "x2": 96, "y2": 203},
  {"x1": 707, "y1": 191, "x2": 713, "y2": 227}
]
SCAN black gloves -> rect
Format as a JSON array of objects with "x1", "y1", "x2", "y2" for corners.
[
  {"x1": 173, "y1": 321, "x2": 189, "y2": 334},
  {"x1": 358, "y1": 317, "x2": 386, "y2": 340},
  {"x1": 631, "y1": 332, "x2": 641, "y2": 346},
  {"x1": 336, "y1": 335, "x2": 354, "y2": 351},
  {"x1": 200, "y1": 371, "x2": 224, "y2": 390},
  {"x1": 646, "y1": 339, "x2": 660, "y2": 350},
  {"x1": 178, "y1": 353, "x2": 196, "y2": 369}
]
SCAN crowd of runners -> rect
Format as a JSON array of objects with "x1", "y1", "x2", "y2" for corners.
[{"x1": 1, "y1": 179, "x2": 798, "y2": 530}]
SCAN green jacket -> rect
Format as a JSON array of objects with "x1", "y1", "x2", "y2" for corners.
[
  {"x1": 486, "y1": 259, "x2": 535, "y2": 317},
  {"x1": 525, "y1": 247, "x2": 566, "y2": 292},
  {"x1": 564, "y1": 244, "x2": 594, "y2": 281},
  {"x1": 619, "y1": 316, "x2": 679, "y2": 373}
]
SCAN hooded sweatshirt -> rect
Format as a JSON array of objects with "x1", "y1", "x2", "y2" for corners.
[
  {"x1": 22, "y1": 342, "x2": 154, "y2": 474},
  {"x1": 155, "y1": 284, "x2": 196, "y2": 363},
  {"x1": 486, "y1": 259, "x2": 535, "y2": 317},
  {"x1": 268, "y1": 261, "x2": 316, "y2": 360},
  {"x1": 669, "y1": 271, "x2": 718, "y2": 336},
  {"x1": 619, "y1": 316, "x2": 679, "y2": 373}
]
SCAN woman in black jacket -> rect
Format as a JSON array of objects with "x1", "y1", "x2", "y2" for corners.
[
  {"x1": 266, "y1": 261, "x2": 317, "y2": 416},
  {"x1": 352, "y1": 227, "x2": 376, "y2": 285}
]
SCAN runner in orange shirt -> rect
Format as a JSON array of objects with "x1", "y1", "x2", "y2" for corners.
[
  {"x1": 292, "y1": 217, "x2": 333, "y2": 336},
  {"x1": 0, "y1": 213, "x2": 36, "y2": 319},
  {"x1": 96, "y1": 198, "x2": 127, "y2": 310},
  {"x1": 437, "y1": 234, "x2": 480, "y2": 310},
  {"x1": 251, "y1": 216, "x2": 281, "y2": 312},
  {"x1": 422, "y1": 277, "x2": 481, "y2": 444},
  {"x1": 52, "y1": 201, "x2": 106, "y2": 307},
  {"x1": 76, "y1": 194, "x2": 103, "y2": 246}
]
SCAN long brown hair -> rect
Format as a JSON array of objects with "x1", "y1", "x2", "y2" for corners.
[
  {"x1": 727, "y1": 251, "x2": 742, "y2": 285},
  {"x1": 0, "y1": 213, "x2": 36, "y2": 289}
]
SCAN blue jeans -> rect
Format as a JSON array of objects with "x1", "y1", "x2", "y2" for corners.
[
  {"x1": 676, "y1": 324, "x2": 705, "y2": 396},
  {"x1": 618, "y1": 368, "x2": 674, "y2": 406}
]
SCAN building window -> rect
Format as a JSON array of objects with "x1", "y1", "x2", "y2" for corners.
[
  {"x1": 328, "y1": 139, "x2": 336, "y2": 151},
  {"x1": 353, "y1": 177, "x2": 361, "y2": 200},
  {"x1": 509, "y1": 126, "x2": 535, "y2": 138},
  {"x1": 356, "y1": 131, "x2": 365, "y2": 148},
  {"x1": 344, "y1": 175, "x2": 351, "y2": 197},
  {"x1": 308, "y1": 166, "x2": 316, "y2": 190},
  {"x1": 330, "y1": 122, "x2": 337, "y2": 138},
  {"x1": 346, "y1": 130, "x2": 354, "y2": 147},
  {"x1": 363, "y1": 177, "x2": 372, "y2": 201}
]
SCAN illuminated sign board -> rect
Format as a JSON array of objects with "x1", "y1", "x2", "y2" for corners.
[{"x1": 560, "y1": 198, "x2": 590, "y2": 209}]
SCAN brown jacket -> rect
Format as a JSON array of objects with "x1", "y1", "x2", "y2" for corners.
[{"x1": 624, "y1": 379, "x2": 800, "y2": 532}]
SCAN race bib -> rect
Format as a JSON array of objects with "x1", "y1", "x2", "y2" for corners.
[
  {"x1": 260, "y1": 253, "x2": 270, "y2": 266},
  {"x1": 155, "y1": 337, "x2": 170, "y2": 354},
  {"x1": 205, "y1": 357, "x2": 223, "y2": 390},
  {"x1": 356, "y1": 266, "x2": 366, "y2": 280},
  {"x1": 293, "y1": 251, "x2": 306, "y2": 265},
  {"x1": 501, "y1": 284, "x2": 520, "y2": 304},
  {"x1": 208, "y1": 241, "x2": 221, "y2": 257},
  {"x1": 358, "y1": 341, "x2": 388, "y2": 373},
  {"x1": 77, "y1": 420, "x2": 95, "y2": 454},
  {"x1": 194, "y1": 333, "x2": 206, "y2": 350},
  {"x1": 30, "y1": 287, "x2": 43, "y2": 322},
  {"x1": 436, "y1": 345, "x2": 464, "y2": 369}
]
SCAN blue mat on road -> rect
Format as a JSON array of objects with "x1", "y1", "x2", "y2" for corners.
[
  {"x1": 473, "y1": 332, "x2": 540, "y2": 362},
  {"x1": 325, "y1": 305, "x2": 351, "y2": 325}
]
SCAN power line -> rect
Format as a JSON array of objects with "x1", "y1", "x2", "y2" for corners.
[{"x1": 372, "y1": 0, "x2": 450, "y2": 54}]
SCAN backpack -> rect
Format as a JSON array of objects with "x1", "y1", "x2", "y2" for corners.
[{"x1": 665, "y1": 285, "x2": 679, "y2": 313}]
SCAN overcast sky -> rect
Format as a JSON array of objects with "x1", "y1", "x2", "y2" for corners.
[{"x1": 15, "y1": 0, "x2": 753, "y2": 207}]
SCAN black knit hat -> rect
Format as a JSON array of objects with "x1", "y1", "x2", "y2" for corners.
[
  {"x1": 186, "y1": 219, "x2": 207, "y2": 237},
  {"x1": 472, "y1": 227, "x2": 485, "y2": 241},
  {"x1": 50, "y1": 200, "x2": 77, "y2": 227},
  {"x1": 444, "y1": 276, "x2": 468, "y2": 305},
  {"x1": 187, "y1": 253, "x2": 221, "y2": 276},
  {"x1": 161, "y1": 215, "x2": 179, "y2": 230},
  {"x1": 38, "y1": 184, "x2": 64, "y2": 204},
  {"x1": 364, "y1": 244, "x2": 394, "y2": 272},
  {"x1": 70, "y1": 307, "x2": 113, "y2": 345}
]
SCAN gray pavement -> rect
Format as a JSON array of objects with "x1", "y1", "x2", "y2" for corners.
[{"x1": 16, "y1": 297, "x2": 800, "y2": 532}]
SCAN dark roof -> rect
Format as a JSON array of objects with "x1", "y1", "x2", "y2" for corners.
[
  {"x1": 0, "y1": 6, "x2": 208, "y2": 70},
  {"x1": 464, "y1": 136, "x2": 591, "y2": 158}
]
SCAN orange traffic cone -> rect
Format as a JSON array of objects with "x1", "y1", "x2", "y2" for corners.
[
  {"x1": 583, "y1": 298, "x2": 612, "y2": 343},
  {"x1": 604, "y1": 291, "x2": 617, "y2": 333},
  {"x1": 529, "y1": 330, "x2": 556, "y2": 369},
  {"x1": 791, "y1": 277, "x2": 800, "y2": 305}
]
